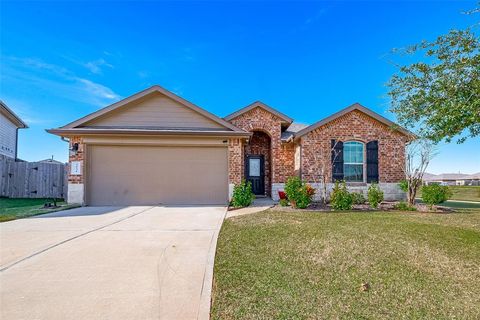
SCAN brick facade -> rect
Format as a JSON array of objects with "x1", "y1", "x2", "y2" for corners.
[
  {"x1": 68, "y1": 136, "x2": 85, "y2": 184},
  {"x1": 228, "y1": 138, "x2": 243, "y2": 185},
  {"x1": 277, "y1": 142, "x2": 295, "y2": 182},
  {"x1": 300, "y1": 110, "x2": 407, "y2": 183},
  {"x1": 227, "y1": 107, "x2": 293, "y2": 186}
]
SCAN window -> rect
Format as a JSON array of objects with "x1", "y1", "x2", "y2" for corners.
[{"x1": 343, "y1": 141, "x2": 364, "y2": 182}]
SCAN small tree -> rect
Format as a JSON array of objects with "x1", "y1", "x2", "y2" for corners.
[
  {"x1": 313, "y1": 140, "x2": 341, "y2": 205},
  {"x1": 402, "y1": 139, "x2": 436, "y2": 206}
]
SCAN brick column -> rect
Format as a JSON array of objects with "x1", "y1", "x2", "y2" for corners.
[
  {"x1": 67, "y1": 136, "x2": 85, "y2": 204},
  {"x1": 228, "y1": 138, "x2": 243, "y2": 199}
]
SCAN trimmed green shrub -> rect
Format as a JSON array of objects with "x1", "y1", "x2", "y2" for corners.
[
  {"x1": 279, "y1": 199, "x2": 289, "y2": 206},
  {"x1": 368, "y1": 183, "x2": 384, "y2": 209},
  {"x1": 399, "y1": 179, "x2": 421, "y2": 193},
  {"x1": 285, "y1": 177, "x2": 302, "y2": 201},
  {"x1": 285, "y1": 177, "x2": 315, "y2": 209},
  {"x1": 330, "y1": 181, "x2": 353, "y2": 210},
  {"x1": 351, "y1": 192, "x2": 366, "y2": 205},
  {"x1": 231, "y1": 180, "x2": 254, "y2": 208},
  {"x1": 421, "y1": 184, "x2": 452, "y2": 208},
  {"x1": 394, "y1": 201, "x2": 417, "y2": 211},
  {"x1": 399, "y1": 179, "x2": 408, "y2": 192}
]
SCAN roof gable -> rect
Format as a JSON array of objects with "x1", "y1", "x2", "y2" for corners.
[
  {"x1": 0, "y1": 101, "x2": 28, "y2": 128},
  {"x1": 62, "y1": 85, "x2": 243, "y2": 132},
  {"x1": 294, "y1": 103, "x2": 412, "y2": 139},
  {"x1": 224, "y1": 101, "x2": 293, "y2": 124}
]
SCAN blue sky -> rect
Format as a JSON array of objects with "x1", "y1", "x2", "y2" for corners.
[{"x1": 1, "y1": 0, "x2": 479, "y2": 174}]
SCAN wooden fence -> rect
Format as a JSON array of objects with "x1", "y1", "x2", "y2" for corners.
[{"x1": 0, "y1": 155, "x2": 67, "y2": 199}]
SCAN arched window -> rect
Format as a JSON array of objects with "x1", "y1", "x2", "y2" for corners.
[{"x1": 343, "y1": 141, "x2": 364, "y2": 182}]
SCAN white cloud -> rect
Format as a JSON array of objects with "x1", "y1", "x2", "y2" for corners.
[
  {"x1": 83, "y1": 58, "x2": 113, "y2": 74},
  {"x1": 0, "y1": 56, "x2": 121, "y2": 106},
  {"x1": 77, "y1": 78, "x2": 120, "y2": 100}
]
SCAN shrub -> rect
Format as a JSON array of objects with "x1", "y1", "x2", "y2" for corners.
[
  {"x1": 285, "y1": 177, "x2": 315, "y2": 209},
  {"x1": 399, "y1": 178, "x2": 421, "y2": 192},
  {"x1": 394, "y1": 201, "x2": 417, "y2": 211},
  {"x1": 368, "y1": 183, "x2": 384, "y2": 209},
  {"x1": 231, "y1": 180, "x2": 254, "y2": 208},
  {"x1": 279, "y1": 198, "x2": 289, "y2": 206},
  {"x1": 351, "y1": 192, "x2": 366, "y2": 205},
  {"x1": 399, "y1": 179, "x2": 408, "y2": 192},
  {"x1": 296, "y1": 184, "x2": 316, "y2": 209},
  {"x1": 421, "y1": 184, "x2": 452, "y2": 208},
  {"x1": 330, "y1": 181, "x2": 353, "y2": 210}
]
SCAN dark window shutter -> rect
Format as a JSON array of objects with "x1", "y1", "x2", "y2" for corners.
[
  {"x1": 331, "y1": 139, "x2": 343, "y2": 182},
  {"x1": 366, "y1": 140, "x2": 379, "y2": 183}
]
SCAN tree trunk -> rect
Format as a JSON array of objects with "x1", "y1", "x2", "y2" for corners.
[{"x1": 407, "y1": 184, "x2": 417, "y2": 206}]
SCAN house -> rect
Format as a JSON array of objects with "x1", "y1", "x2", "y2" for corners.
[
  {"x1": 47, "y1": 85, "x2": 411, "y2": 206},
  {"x1": 423, "y1": 173, "x2": 480, "y2": 186},
  {"x1": 38, "y1": 158, "x2": 65, "y2": 165},
  {"x1": 0, "y1": 101, "x2": 28, "y2": 160}
]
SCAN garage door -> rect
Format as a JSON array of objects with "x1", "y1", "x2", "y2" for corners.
[{"x1": 87, "y1": 145, "x2": 228, "y2": 205}]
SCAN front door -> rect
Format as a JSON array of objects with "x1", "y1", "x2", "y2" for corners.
[{"x1": 246, "y1": 155, "x2": 265, "y2": 195}]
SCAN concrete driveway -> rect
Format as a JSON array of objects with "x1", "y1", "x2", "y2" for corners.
[{"x1": 0, "y1": 205, "x2": 226, "y2": 320}]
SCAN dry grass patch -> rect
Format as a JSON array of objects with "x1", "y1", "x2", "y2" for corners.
[{"x1": 212, "y1": 209, "x2": 480, "y2": 319}]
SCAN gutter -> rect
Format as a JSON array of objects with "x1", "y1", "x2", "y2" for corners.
[{"x1": 46, "y1": 128, "x2": 252, "y2": 138}]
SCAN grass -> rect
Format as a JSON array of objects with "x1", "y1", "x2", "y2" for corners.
[
  {"x1": 418, "y1": 186, "x2": 480, "y2": 202},
  {"x1": 0, "y1": 198, "x2": 79, "y2": 222},
  {"x1": 434, "y1": 200, "x2": 480, "y2": 209},
  {"x1": 212, "y1": 208, "x2": 480, "y2": 319}
]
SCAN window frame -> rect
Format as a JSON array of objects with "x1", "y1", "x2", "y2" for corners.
[{"x1": 343, "y1": 141, "x2": 366, "y2": 183}]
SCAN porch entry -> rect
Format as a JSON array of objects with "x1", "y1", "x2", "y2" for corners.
[{"x1": 245, "y1": 155, "x2": 265, "y2": 195}]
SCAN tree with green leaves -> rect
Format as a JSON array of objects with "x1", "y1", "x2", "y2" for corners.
[{"x1": 388, "y1": 10, "x2": 480, "y2": 144}]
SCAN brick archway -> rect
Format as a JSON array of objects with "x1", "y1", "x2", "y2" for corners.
[{"x1": 244, "y1": 130, "x2": 272, "y2": 196}]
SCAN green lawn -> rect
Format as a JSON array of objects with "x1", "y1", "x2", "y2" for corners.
[
  {"x1": 0, "y1": 198, "x2": 79, "y2": 222},
  {"x1": 418, "y1": 186, "x2": 480, "y2": 202},
  {"x1": 212, "y1": 209, "x2": 480, "y2": 319},
  {"x1": 432, "y1": 200, "x2": 480, "y2": 209}
]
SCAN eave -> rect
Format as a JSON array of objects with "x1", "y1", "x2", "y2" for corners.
[{"x1": 46, "y1": 128, "x2": 252, "y2": 138}]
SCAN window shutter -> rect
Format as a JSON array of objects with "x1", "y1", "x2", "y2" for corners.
[
  {"x1": 366, "y1": 140, "x2": 379, "y2": 183},
  {"x1": 331, "y1": 139, "x2": 343, "y2": 182}
]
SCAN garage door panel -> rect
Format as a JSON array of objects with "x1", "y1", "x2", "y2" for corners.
[{"x1": 87, "y1": 145, "x2": 228, "y2": 205}]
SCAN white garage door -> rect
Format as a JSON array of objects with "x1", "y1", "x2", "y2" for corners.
[{"x1": 87, "y1": 145, "x2": 228, "y2": 205}]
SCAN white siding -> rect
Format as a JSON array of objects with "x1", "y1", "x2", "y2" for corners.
[{"x1": 0, "y1": 113, "x2": 17, "y2": 158}]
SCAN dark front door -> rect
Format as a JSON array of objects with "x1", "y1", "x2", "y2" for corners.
[{"x1": 246, "y1": 155, "x2": 265, "y2": 195}]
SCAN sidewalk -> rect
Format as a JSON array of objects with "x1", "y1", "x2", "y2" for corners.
[{"x1": 226, "y1": 198, "x2": 275, "y2": 218}]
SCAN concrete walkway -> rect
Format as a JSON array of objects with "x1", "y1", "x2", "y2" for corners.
[
  {"x1": 0, "y1": 205, "x2": 226, "y2": 320},
  {"x1": 226, "y1": 198, "x2": 275, "y2": 218}
]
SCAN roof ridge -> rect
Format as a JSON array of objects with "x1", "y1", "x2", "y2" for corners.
[
  {"x1": 224, "y1": 101, "x2": 293, "y2": 123},
  {"x1": 294, "y1": 103, "x2": 412, "y2": 139},
  {"x1": 56, "y1": 85, "x2": 245, "y2": 133}
]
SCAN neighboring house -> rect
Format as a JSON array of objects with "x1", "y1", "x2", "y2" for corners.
[
  {"x1": 48, "y1": 85, "x2": 411, "y2": 205},
  {"x1": 38, "y1": 158, "x2": 65, "y2": 164},
  {"x1": 0, "y1": 101, "x2": 28, "y2": 160},
  {"x1": 424, "y1": 173, "x2": 480, "y2": 186}
]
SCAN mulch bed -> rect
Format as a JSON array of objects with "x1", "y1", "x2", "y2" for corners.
[{"x1": 273, "y1": 201, "x2": 454, "y2": 213}]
